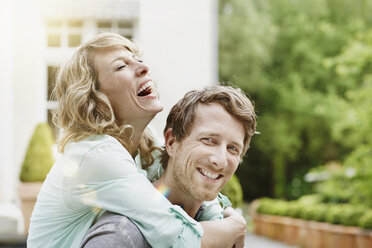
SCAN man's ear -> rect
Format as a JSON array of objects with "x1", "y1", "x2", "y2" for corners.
[{"x1": 164, "y1": 128, "x2": 177, "y2": 157}]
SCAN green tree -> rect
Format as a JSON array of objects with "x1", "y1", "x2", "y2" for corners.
[{"x1": 219, "y1": 0, "x2": 372, "y2": 200}]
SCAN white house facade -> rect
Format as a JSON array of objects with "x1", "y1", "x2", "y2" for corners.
[{"x1": 0, "y1": 0, "x2": 218, "y2": 238}]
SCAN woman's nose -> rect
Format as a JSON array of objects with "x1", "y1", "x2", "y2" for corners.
[{"x1": 135, "y1": 62, "x2": 149, "y2": 76}]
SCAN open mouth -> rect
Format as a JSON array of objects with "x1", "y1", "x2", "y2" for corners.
[
  {"x1": 197, "y1": 168, "x2": 223, "y2": 180},
  {"x1": 137, "y1": 81, "x2": 154, "y2": 97}
]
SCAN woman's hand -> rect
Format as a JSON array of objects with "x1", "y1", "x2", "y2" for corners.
[
  {"x1": 201, "y1": 207, "x2": 246, "y2": 248},
  {"x1": 224, "y1": 207, "x2": 246, "y2": 248}
]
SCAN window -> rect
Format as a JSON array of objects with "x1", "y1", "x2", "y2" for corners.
[
  {"x1": 47, "y1": 66, "x2": 59, "y2": 101},
  {"x1": 48, "y1": 34, "x2": 61, "y2": 47},
  {"x1": 97, "y1": 21, "x2": 112, "y2": 29},
  {"x1": 96, "y1": 20, "x2": 135, "y2": 40},
  {"x1": 68, "y1": 34, "x2": 81, "y2": 47},
  {"x1": 47, "y1": 66, "x2": 59, "y2": 139},
  {"x1": 46, "y1": 19, "x2": 82, "y2": 47}
]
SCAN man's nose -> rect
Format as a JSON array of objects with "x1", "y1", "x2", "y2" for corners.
[{"x1": 209, "y1": 147, "x2": 228, "y2": 169}]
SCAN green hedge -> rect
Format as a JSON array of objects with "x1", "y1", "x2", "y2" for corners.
[
  {"x1": 20, "y1": 123, "x2": 55, "y2": 182},
  {"x1": 254, "y1": 196, "x2": 371, "y2": 229},
  {"x1": 359, "y1": 211, "x2": 372, "y2": 230},
  {"x1": 342, "y1": 206, "x2": 367, "y2": 226},
  {"x1": 221, "y1": 174, "x2": 243, "y2": 208}
]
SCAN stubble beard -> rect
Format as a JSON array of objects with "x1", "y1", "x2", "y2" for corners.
[{"x1": 171, "y1": 162, "x2": 219, "y2": 202}]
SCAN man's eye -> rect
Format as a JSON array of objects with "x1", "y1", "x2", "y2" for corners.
[
  {"x1": 228, "y1": 145, "x2": 239, "y2": 154},
  {"x1": 201, "y1": 137, "x2": 214, "y2": 144}
]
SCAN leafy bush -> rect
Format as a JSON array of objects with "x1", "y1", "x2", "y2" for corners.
[
  {"x1": 341, "y1": 205, "x2": 367, "y2": 226},
  {"x1": 309, "y1": 147, "x2": 372, "y2": 208},
  {"x1": 254, "y1": 197, "x2": 372, "y2": 228},
  {"x1": 298, "y1": 203, "x2": 329, "y2": 222},
  {"x1": 286, "y1": 202, "x2": 304, "y2": 218},
  {"x1": 298, "y1": 206, "x2": 313, "y2": 221},
  {"x1": 326, "y1": 205, "x2": 346, "y2": 225},
  {"x1": 256, "y1": 198, "x2": 294, "y2": 217},
  {"x1": 359, "y1": 211, "x2": 372, "y2": 230},
  {"x1": 310, "y1": 204, "x2": 329, "y2": 222},
  {"x1": 297, "y1": 194, "x2": 323, "y2": 205},
  {"x1": 20, "y1": 123, "x2": 55, "y2": 182},
  {"x1": 272, "y1": 200, "x2": 290, "y2": 216},
  {"x1": 256, "y1": 198, "x2": 275, "y2": 215},
  {"x1": 344, "y1": 147, "x2": 372, "y2": 207},
  {"x1": 221, "y1": 174, "x2": 243, "y2": 208}
]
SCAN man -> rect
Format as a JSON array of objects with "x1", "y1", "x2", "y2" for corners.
[{"x1": 80, "y1": 85, "x2": 256, "y2": 248}]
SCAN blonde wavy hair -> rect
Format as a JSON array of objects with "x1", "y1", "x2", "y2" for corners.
[{"x1": 52, "y1": 33, "x2": 158, "y2": 168}]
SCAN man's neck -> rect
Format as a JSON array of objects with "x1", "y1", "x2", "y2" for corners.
[{"x1": 153, "y1": 175, "x2": 203, "y2": 219}]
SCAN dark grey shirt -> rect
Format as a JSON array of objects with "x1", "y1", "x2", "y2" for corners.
[
  {"x1": 80, "y1": 205, "x2": 207, "y2": 248},
  {"x1": 80, "y1": 212, "x2": 151, "y2": 248}
]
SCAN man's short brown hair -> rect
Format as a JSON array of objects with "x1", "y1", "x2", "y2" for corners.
[{"x1": 161, "y1": 85, "x2": 256, "y2": 169}]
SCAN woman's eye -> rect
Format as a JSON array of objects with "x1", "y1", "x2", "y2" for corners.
[
  {"x1": 138, "y1": 59, "x2": 143, "y2": 63},
  {"x1": 116, "y1": 65, "x2": 126, "y2": 70}
]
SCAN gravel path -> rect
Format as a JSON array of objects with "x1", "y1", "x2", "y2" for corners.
[
  {"x1": 0, "y1": 232, "x2": 299, "y2": 248},
  {"x1": 245, "y1": 233, "x2": 299, "y2": 248}
]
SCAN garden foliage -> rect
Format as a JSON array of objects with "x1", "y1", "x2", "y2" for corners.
[
  {"x1": 219, "y1": 0, "x2": 372, "y2": 200},
  {"x1": 20, "y1": 123, "x2": 55, "y2": 182},
  {"x1": 256, "y1": 196, "x2": 370, "y2": 229},
  {"x1": 221, "y1": 174, "x2": 243, "y2": 208}
]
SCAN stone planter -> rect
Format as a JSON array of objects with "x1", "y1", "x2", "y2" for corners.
[
  {"x1": 355, "y1": 229, "x2": 372, "y2": 248},
  {"x1": 252, "y1": 215, "x2": 265, "y2": 236},
  {"x1": 336, "y1": 225, "x2": 359, "y2": 248},
  {"x1": 305, "y1": 221, "x2": 327, "y2": 248},
  {"x1": 18, "y1": 182, "x2": 42, "y2": 234},
  {"x1": 253, "y1": 214, "x2": 307, "y2": 245},
  {"x1": 283, "y1": 217, "x2": 302, "y2": 245},
  {"x1": 252, "y1": 213, "x2": 372, "y2": 248}
]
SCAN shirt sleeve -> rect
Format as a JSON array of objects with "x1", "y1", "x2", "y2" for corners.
[
  {"x1": 65, "y1": 137, "x2": 203, "y2": 248},
  {"x1": 197, "y1": 193, "x2": 233, "y2": 221}
]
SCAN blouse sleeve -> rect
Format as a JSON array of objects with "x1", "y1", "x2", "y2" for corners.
[{"x1": 65, "y1": 137, "x2": 203, "y2": 248}]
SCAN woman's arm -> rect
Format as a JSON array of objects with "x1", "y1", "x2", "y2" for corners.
[
  {"x1": 201, "y1": 207, "x2": 246, "y2": 248},
  {"x1": 71, "y1": 137, "x2": 204, "y2": 248}
]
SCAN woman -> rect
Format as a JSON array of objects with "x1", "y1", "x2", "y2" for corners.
[{"x1": 27, "y1": 33, "x2": 245, "y2": 248}]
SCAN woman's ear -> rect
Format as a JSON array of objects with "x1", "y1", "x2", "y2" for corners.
[{"x1": 164, "y1": 128, "x2": 177, "y2": 157}]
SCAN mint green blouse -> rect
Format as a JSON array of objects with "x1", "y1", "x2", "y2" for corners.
[{"x1": 27, "y1": 131, "x2": 225, "y2": 248}]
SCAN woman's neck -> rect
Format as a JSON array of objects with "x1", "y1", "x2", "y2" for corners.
[{"x1": 120, "y1": 120, "x2": 149, "y2": 156}]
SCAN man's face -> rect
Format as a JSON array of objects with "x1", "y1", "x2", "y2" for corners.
[{"x1": 166, "y1": 103, "x2": 245, "y2": 202}]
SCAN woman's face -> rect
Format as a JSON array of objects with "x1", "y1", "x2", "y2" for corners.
[{"x1": 94, "y1": 47, "x2": 163, "y2": 126}]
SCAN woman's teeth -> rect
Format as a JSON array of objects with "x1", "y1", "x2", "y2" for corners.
[
  {"x1": 199, "y1": 168, "x2": 219, "y2": 180},
  {"x1": 137, "y1": 81, "x2": 153, "y2": 96}
]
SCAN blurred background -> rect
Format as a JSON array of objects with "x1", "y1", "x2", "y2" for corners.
[{"x1": 1, "y1": 0, "x2": 372, "y2": 246}]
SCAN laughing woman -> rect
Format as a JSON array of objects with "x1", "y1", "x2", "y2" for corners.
[{"x1": 27, "y1": 33, "x2": 245, "y2": 248}]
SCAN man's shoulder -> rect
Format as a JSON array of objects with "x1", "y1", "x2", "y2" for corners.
[{"x1": 80, "y1": 212, "x2": 151, "y2": 248}]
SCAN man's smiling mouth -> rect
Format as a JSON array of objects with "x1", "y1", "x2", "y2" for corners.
[
  {"x1": 137, "y1": 81, "x2": 154, "y2": 97},
  {"x1": 197, "y1": 168, "x2": 222, "y2": 180}
]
